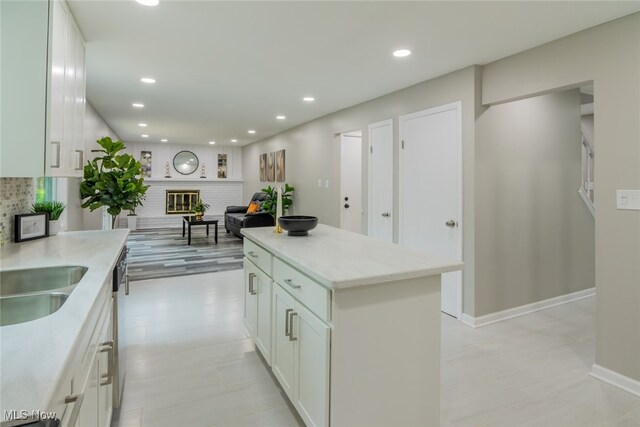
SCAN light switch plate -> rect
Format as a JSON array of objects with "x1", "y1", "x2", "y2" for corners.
[
  {"x1": 317, "y1": 179, "x2": 322, "y2": 188},
  {"x1": 325, "y1": 180, "x2": 329, "y2": 189},
  {"x1": 616, "y1": 190, "x2": 640, "y2": 210}
]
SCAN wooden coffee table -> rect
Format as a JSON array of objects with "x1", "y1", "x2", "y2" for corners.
[{"x1": 182, "y1": 215, "x2": 218, "y2": 245}]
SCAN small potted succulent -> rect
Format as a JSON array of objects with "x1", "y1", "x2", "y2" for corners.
[
  {"x1": 192, "y1": 198, "x2": 210, "y2": 221},
  {"x1": 31, "y1": 201, "x2": 65, "y2": 236}
]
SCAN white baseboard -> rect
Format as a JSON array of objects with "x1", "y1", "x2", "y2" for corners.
[
  {"x1": 591, "y1": 364, "x2": 640, "y2": 397},
  {"x1": 460, "y1": 287, "x2": 595, "y2": 328}
]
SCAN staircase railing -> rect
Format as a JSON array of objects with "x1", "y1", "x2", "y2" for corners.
[{"x1": 579, "y1": 129, "x2": 595, "y2": 217}]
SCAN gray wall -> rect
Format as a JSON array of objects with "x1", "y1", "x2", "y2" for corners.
[
  {"x1": 474, "y1": 90, "x2": 595, "y2": 316},
  {"x1": 482, "y1": 12, "x2": 640, "y2": 384},
  {"x1": 242, "y1": 65, "x2": 480, "y2": 316}
]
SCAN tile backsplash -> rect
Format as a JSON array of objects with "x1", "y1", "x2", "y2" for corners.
[{"x1": 0, "y1": 178, "x2": 35, "y2": 246}]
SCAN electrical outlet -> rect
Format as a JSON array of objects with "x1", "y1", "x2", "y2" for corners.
[{"x1": 617, "y1": 190, "x2": 640, "y2": 210}]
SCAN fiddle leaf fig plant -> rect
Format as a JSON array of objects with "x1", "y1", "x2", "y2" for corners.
[
  {"x1": 80, "y1": 136, "x2": 149, "y2": 228},
  {"x1": 261, "y1": 183, "x2": 294, "y2": 218}
]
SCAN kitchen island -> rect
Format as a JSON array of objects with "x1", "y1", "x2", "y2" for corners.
[
  {"x1": 242, "y1": 224, "x2": 463, "y2": 426},
  {"x1": 0, "y1": 230, "x2": 128, "y2": 425}
]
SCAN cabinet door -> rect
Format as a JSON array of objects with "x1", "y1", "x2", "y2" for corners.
[
  {"x1": 62, "y1": 13, "x2": 77, "y2": 173},
  {"x1": 97, "y1": 303, "x2": 113, "y2": 427},
  {"x1": 76, "y1": 350, "x2": 99, "y2": 427},
  {"x1": 254, "y1": 267, "x2": 272, "y2": 365},
  {"x1": 49, "y1": 0, "x2": 67, "y2": 171},
  {"x1": 243, "y1": 259, "x2": 257, "y2": 337},
  {"x1": 272, "y1": 283, "x2": 296, "y2": 400},
  {"x1": 293, "y1": 302, "x2": 330, "y2": 427}
]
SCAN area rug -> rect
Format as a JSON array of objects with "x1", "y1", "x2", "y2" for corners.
[{"x1": 126, "y1": 227, "x2": 244, "y2": 281}]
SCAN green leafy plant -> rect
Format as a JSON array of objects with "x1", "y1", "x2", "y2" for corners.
[
  {"x1": 31, "y1": 201, "x2": 66, "y2": 221},
  {"x1": 192, "y1": 198, "x2": 210, "y2": 214},
  {"x1": 260, "y1": 183, "x2": 294, "y2": 217},
  {"x1": 80, "y1": 136, "x2": 149, "y2": 228}
]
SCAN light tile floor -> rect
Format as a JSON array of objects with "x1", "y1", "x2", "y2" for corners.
[{"x1": 112, "y1": 271, "x2": 640, "y2": 427}]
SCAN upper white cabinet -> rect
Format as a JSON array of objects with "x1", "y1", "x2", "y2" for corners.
[{"x1": 0, "y1": 0, "x2": 86, "y2": 178}]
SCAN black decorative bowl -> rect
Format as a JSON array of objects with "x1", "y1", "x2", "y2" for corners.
[{"x1": 278, "y1": 216, "x2": 318, "y2": 236}]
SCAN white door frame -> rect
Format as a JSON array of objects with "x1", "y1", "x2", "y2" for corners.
[
  {"x1": 367, "y1": 119, "x2": 393, "y2": 238},
  {"x1": 398, "y1": 101, "x2": 463, "y2": 318}
]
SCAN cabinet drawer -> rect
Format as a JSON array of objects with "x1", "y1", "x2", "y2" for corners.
[
  {"x1": 244, "y1": 239, "x2": 272, "y2": 276},
  {"x1": 273, "y1": 258, "x2": 330, "y2": 322}
]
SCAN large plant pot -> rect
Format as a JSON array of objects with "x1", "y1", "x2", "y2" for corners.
[
  {"x1": 49, "y1": 220, "x2": 60, "y2": 236},
  {"x1": 127, "y1": 215, "x2": 138, "y2": 231}
]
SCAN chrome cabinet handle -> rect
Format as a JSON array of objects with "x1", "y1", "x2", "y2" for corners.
[
  {"x1": 248, "y1": 273, "x2": 257, "y2": 295},
  {"x1": 51, "y1": 141, "x2": 61, "y2": 168},
  {"x1": 64, "y1": 393, "x2": 84, "y2": 427},
  {"x1": 284, "y1": 279, "x2": 301, "y2": 289},
  {"x1": 75, "y1": 149, "x2": 84, "y2": 170},
  {"x1": 125, "y1": 274, "x2": 129, "y2": 295},
  {"x1": 100, "y1": 341, "x2": 114, "y2": 386},
  {"x1": 247, "y1": 251, "x2": 258, "y2": 259},
  {"x1": 288, "y1": 311, "x2": 298, "y2": 342},
  {"x1": 285, "y1": 308, "x2": 293, "y2": 337},
  {"x1": 445, "y1": 220, "x2": 458, "y2": 228}
]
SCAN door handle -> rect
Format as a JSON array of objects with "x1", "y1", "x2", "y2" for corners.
[
  {"x1": 381, "y1": 212, "x2": 390, "y2": 218},
  {"x1": 248, "y1": 273, "x2": 257, "y2": 295},
  {"x1": 64, "y1": 393, "x2": 84, "y2": 427},
  {"x1": 344, "y1": 204, "x2": 350, "y2": 209},
  {"x1": 445, "y1": 220, "x2": 458, "y2": 228},
  {"x1": 285, "y1": 308, "x2": 293, "y2": 338},
  {"x1": 51, "y1": 141, "x2": 61, "y2": 168},
  {"x1": 288, "y1": 311, "x2": 298, "y2": 342}
]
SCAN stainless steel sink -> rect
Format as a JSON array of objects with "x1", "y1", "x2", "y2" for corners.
[
  {"x1": 0, "y1": 265, "x2": 87, "y2": 296},
  {"x1": 0, "y1": 292, "x2": 70, "y2": 326}
]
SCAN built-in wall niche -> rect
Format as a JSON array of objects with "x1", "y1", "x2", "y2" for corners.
[{"x1": 128, "y1": 142, "x2": 243, "y2": 180}]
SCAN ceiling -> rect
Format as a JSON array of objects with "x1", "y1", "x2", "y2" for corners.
[{"x1": 68, "y1": 1, "x2": 640, "y2": 147}]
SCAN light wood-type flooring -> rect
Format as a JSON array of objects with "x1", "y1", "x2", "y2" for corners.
[{"x1": 112, "y1": 270, "x2": 640, "y2": 427}]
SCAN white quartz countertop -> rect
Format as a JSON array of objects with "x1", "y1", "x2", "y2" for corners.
[
  {"x1": 242, "y1": 224, "x2": 462, "y2": 289},
  {"x1": 0, "y1": 229, "x2": 129, "y2": 419}
]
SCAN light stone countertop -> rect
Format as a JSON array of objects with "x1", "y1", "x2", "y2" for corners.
[
  {"x1": 0, "y1": 229, "x2": 129, "y2": 419},
  {"x1": 242, "y1": 224, "x2": 463, "y2": 290}
]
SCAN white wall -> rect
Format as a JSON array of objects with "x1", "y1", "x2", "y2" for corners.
[
  {"x1": 126, "y1": 142, "x2": 242, "y2": 181},
  {"x1": 474, "y1": 90, "x2": 595, "y2": 315},
  {"x1": 482, "y1": 12, "x2": 640, "y2": 385}
]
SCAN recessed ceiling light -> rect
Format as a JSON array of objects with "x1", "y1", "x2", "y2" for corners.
[
  {"x1": 248, "y1": 130, "x2": 256, "y2": 134},
  {"x1": 141, "y1": 134, "x2": 149, "y2": 138},
  {"x1": 132, "y1": 103, "x2": 144, "y2": 108},
  {"x1": 161, "y1": 139, "x2": 168, "y2": 142},
  {"x1": 230, "y1": 139, "x2": 238, "y2": 143},
  {"x1": 276, "y1": 115, "x2": 286, "y2": 120},
  {"x1": 138, "y1": 123, "x2": 147, "y2": 127},
  {"x1": 135, "y1": 0, "x2": 159, "y2": 6},
  {"x1": 209, "y1": 141, "x2": 216, "y2": 145},
  {"x1": 393, "y1": 49, "x2": 411, "y2": 58},
  {"x1": 302, "y1": 97, "x2": 315, "y2": 102},
  {"x1": 140, "y1": 77, "x2": 156, "y2": 84}
]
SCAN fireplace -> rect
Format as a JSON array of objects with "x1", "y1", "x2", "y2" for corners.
[{"x1": 166, "y1": 190, "x2": 199, "y2": 214}]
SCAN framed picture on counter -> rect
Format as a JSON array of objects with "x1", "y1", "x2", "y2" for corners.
[{"x1": 14, "y1": 212, "x2": 49, "y2": 243}]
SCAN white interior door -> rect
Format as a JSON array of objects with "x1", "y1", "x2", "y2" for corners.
[
  {"x1": 340, "y1": 132, "x2": 362, "y2": 234},
  {"x1": 368, "y1": 119, "x2": 393, "y2": 242},
  {"x1": 399, "y1": 102, "x2": 462, "y2": 318}
]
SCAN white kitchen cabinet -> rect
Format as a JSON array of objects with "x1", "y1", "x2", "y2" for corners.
[
  {"x1": 272, "y1": 282, "x2": 331, "y2": 427},
  {"x1": 244, "y1": 257, "x2": 273, "y2": 365},
  {"x1": 0, "y1": 0, "x2": 85, "y2": 178},
  {"x1": 243, "y1": 225, "x2": 459, "y2": 426},
  {"x1": 272, "y1": 283, "x2": 296, "y2": 400}
]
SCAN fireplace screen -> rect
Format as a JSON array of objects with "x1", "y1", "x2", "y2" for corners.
[{"x1": 166, "y1": 190, "x2": 200, "y2": 214}]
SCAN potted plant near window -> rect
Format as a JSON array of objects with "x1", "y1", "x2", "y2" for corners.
[
  {"x1": 80, "y1": 136, "x2": 149, "y2": 229},
  {"x1": 192, "y1": 198, "x2": 210, "y2": 221},
  {"x1": 31, "y1": 201, "x2": 65, "y2": 236}
]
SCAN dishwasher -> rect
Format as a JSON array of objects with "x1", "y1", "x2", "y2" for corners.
[{"x1": 112, "y1": 246, "x2": 128, "y2": 409}]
